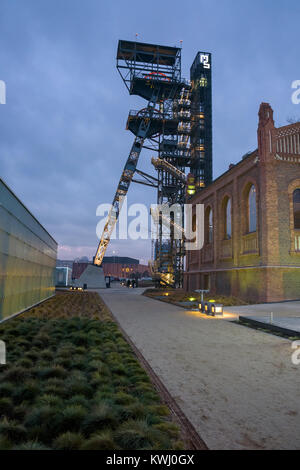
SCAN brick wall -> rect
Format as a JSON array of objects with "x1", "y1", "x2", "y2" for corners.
[{"x1": 184, "y1": 103, "x2": 300, "y2": 302}]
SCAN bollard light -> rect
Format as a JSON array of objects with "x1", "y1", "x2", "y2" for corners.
[{"x1": 210, "y1": 303, "x2": 223, "y2": 316}]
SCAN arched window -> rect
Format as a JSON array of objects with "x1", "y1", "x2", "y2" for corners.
[
  {"x1": 247, "y1": 185, "x2": 257, "y2": 233},
  {"x1": 205, "y1": 206, "x2": 213, "y2": 244},
  {"x1": 224, "y1": 197, "x2": 232, "y2": 239},
  {"x1": 293, "y1": 189, "x2": 300, "y2": 229}
]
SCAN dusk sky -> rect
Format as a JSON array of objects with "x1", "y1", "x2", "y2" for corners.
[{"x1": 0, "y1": 0, "x2": 299, "y2": 262}]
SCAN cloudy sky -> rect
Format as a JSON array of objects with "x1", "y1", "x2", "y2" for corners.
[{"x1": 0, "y1": 0, "x2": 299, "y2": 262}]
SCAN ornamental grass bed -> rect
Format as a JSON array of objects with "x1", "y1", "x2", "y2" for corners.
[
  {"x1": 143, "y1": 288, "x2": 250, "y2": 307},
  {"x1": 0, "y1": 292, "x2": 182, "y2": 450}
]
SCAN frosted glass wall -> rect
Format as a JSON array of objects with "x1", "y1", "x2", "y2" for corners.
[{"x1": 0, "y1": 178, "x2": 57, "y2": 320}]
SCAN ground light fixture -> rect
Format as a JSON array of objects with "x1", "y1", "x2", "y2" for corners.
[
  {"x1": 210, "y1": 303, "x2": 224, "y2": 316},
  {"x1": 205, "y1": 300, "x2": 216, "y2": 314},
  {"x1": 199, "y1": 299, "x2": 223, "y2": 315}
]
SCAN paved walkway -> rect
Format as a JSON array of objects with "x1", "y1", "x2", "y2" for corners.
[{"x1": 99, "y1": 287, "x2": 300, "y2": 450}]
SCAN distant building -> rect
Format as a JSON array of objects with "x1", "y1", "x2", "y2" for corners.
[
  {"x1": 55, "y1": 267, "x2": 72, "y2": 287},
  {"x1": 72, "y1": 256, "x2": 149, "y2": 280},
  {"x1": 184, "y1": 103, "x2": 300, "y2": 302},
  {"x1": 0, "y1": 178, "x2": 57, "y2": 320},
  {"x1": 56, "y1": 259, "x2": 74, "y2": 270}
]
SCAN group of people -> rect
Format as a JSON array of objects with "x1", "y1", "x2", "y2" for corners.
[{"x1": 126, "y1": 279, "x2": 138, "y2": 288}]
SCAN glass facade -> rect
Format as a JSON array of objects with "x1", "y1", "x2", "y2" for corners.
[{"x1": 0, "y1": 178, "x2": 57, "y2": 320}]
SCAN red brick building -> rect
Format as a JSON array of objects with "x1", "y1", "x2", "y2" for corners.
[{"x1": 184, "y1": 103, "x2": 300, "y2": 302}]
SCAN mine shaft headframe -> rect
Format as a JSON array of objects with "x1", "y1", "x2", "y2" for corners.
[{"x1": 117, "y1": 40, "x2": 182, "y2": 94}]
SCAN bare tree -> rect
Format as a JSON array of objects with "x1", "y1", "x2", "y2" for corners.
[{"x1": 287, "y1": 116, "x2": 300, "y2": 124}]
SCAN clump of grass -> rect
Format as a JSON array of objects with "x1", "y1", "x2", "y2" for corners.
[
  {"x1": 33, "y1": 333, "x2": 51, "y2": 348},
  {"x1": 42, "y1": 383, "x2": 66, "y2": 398},
  {"x1": 154, "y1": 422, "x2": 180, "y2": 439},
  {"x1": 114, "y1": 419, "x2": 170, "y2": 450},
  {"x1": 82, "y1": 403, "x2": 118, "y2": 435},
  {"x1": 36, "y1": 394, "x2": 63, "y2": 408},
  {"x1": 40, "y1": 349, "x2": 54, "y2": 361},
  {"x1": 12, "y1": 405, "x2": 27, "y2": 422},
  {"x1": 118, "y1": 403, "x2": 147, "y2": 421},
  {"x1": 13, "y1": 381, "x2": 40, "y2": 404},
  {"x1": 55, "y1": 405, "x2": 86, "y2": 434},
  {"x1": 0, "y1": 397, "x2": 14, "y2": 418},
  {"x1": 67, "y1": 395, "x2": 89, "y2": 409},
  {"x1": 15, "y1": 358, "x2": 34, "y2": 369},
  {"x1": 80, "y1": 430, "x2": 115, "y2": 450},
  {"x1": 0, "y1": 382, "x2": 14, "y2": 399},
  {"x1": 2, "y1": 366, "x2": 30, "y2": 383},
  {"x1": 0, "y1": 418, "x2": 28, "y2": 443},
  {"x1": 36, "y1": 365, "x2": 67, "y2": 380},
  {"x1": 53, "y1": 432, "x2": 84, "y2": 450},
  {"x1": 148, "y1": 405, "x2": 170, "y2": 417},
  {"x1": 113, "y1": 392, "x2": 136, "y2": 406},
  {"x1": 13, "y1": 441, "x2": 51, "y2": 450},
  {"x1": 64, "y1": 376, "x2": 92, "y2": 398},
  {"x1": 0, "y1": 436, "x2": 12, "y2": 450}
]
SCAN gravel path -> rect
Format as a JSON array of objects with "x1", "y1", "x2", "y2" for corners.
[{"x1": 99, "y1": 287, "x2": 300, "y2": 450}]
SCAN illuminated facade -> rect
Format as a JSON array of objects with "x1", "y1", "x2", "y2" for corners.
[
  {"x1": 184, "y1": 103, "x2": 300, "y2": 302},
  {"x1": 0, "y1": 178, "x2": 57, "y2": 319}
]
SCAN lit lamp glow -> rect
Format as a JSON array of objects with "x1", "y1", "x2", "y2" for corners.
[
  {"x1": 210, "y1": 303, "x2": 223, "y2": 316},
  {"x1": 187, "y1": 173, "x2": 196, "y2": 196}
]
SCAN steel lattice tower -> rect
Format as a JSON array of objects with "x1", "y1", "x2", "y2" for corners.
[{"x1": 94, "y1": 40, "x2": 212, "y2": 288}]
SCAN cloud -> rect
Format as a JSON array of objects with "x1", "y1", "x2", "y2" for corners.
[{"x1": 0, "y1": 0, "x2": 299, "y2": 261}]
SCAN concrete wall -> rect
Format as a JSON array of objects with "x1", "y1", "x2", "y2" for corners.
[{"x1": 0, "y1": 178, "x2": 57, "y2": 320}]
